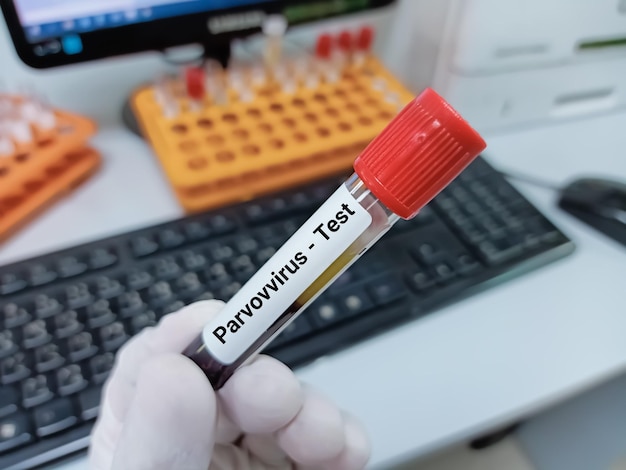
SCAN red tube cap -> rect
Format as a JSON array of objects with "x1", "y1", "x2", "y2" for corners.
[
  {"x1": 185, "y1": 67, "x2": 205, "y2": 100},
  {"x1": 338, "y1": 30, "x2": 353, "y2": 52},
  {"x1": 315, "y1": 33, "x2": 333, "y2": 59},
  {"x1": 356, "y1": 26, "x2": 375, "y2": 51},
  {"x1": 354, "y1": 88, "x2": 486, "y2": 219}
]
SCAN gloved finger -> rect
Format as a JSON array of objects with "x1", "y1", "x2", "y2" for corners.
[
  {"x1": 241, "y1": 433, "x2": 290, "y2": 467},
  {"x1": 276, "y1": 387, "x2": 345, "y2": 466},
  {"x1": 111, "y1": 353, "x2": 217, "y2": 470},
  {"x1": 88, "y1": 381, "x2": 123, "y2": 470},
  {"x1": 219, "y1": 355, "x2": 303, "y2": 434},
  {"x1": 215, "y1": 404, "x2": 242, "y2": 444},
  {"x1": 105, "y1": 300, "x2": 224, "y2": 421},
  {"x1": 319, "y1": 414, "x2": 370, "y2": 470},
  {"x1": 210, "y1": 443, "x2": 291, "y2": 470}
]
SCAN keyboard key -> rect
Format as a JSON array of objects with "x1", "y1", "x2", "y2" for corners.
[
  {"x1": 78, "y1": 387, "x2": 102, "y2": 420},
  {"x1": 86, "y1": 299, "x2": 116, "y2": 329},
  {"x1": 456, "y1": 220, "x2": 486, "y2": 244},
  {"x1": 0, "y1": 387, "x2": 18, "y2": 418},
  {"x1": 157, "y1": 228, "x2": 186, "y2": 249},
  {"x1": 3, "y1": 303, "x2": 31, "y2": 328},
  {"x1": 65, "y1": 282, "x2": 93, "y2": 309},
  {"x1": 28, "y1": 264, "x2": 58, "y2": 287},
  {"x1": 456, "y1": 254, "x2": 482, "y2": 276},
  {"x1": 432, "y1": 262, "x2": 457, "y2": 284},
  {"x1": 286, "y1": 190, "x2": 311, "y2": 211},
  {"x1": 414, "y1": 205, "x2": 435, "y2": 225},
  {"x1": 89, "y1": 248, "x2": 118, "y2": 270},
  {"x1": 147, "y1": 281, "x2": 175, "y2": 306},
  {"x1": 94, "y1": 276, "x2": 124, "y2": 299},
  {"x1": 180, "y1": 251, "x2": 207, "y2": 271},
  {"x1": 56, "y1": 365, "x2": 87, "y2": 396},
  {"x1": 151, "y1": 256, "x2": 182, "y2": 280},
  {"x1": 117, "y1": 291, "x2": 146, "y2": 318},
  {"x1": 34, "y1": 398, "x2": 78, "y2": 437},
  {"x1": 131, "y1": 311, "x2": 157, "y2": 334},
  {"x1": 335, "y1": 288, "x2": 374, "y2": 317},
  {"x1": 369, "y1": 275, "x2": 406, "y2": 305},
  {"x1": 0, "y1": 353, "x2": 30, "y2": 385},
  {"x1": 477, "y1": 237, "x2": 524, "y2": 265},
  {"x1": 310, "y1": 300, "x2": 343, "y2": 328},
  {"x1": 210, "y1": 215, "x2": 236, "y2": 235},
  {"x1": 89, "y1": 353, "x2": 115, "y2": 384},
  {"x1": 244, "y1": 203, "x2": 268, "y2": 223},
  {"x1": 0, "y1": 413, "x2": 33, "y2": 452},
  {"x1": 130, "y1": 235, "x2": 159, "y2": 257},
  {"x1": 0, "y1": 273, "x2": 27, "y2": 295},
  {"x1": 34, "y1": 294, "x2": 62, "y2": 319},
  {"x1": 175, "y1": 272, "x2": 204, "y2": 299},
  {"x1": 255, "y1": 246, "x2": 276, "y2": 265},
  {"x1": 0, "y1": 331, "x2": 17, "y2": 358},
  {"x1": 207, "y1": 243, "x2": 236, "y2": 262},
  {"x1": 22, "y1": 375, "x2": 54, "y2": 408},
  {"x1": 234, "y1": 236, "x2": 259, "y2": 254},
  {"x1": 205, "y1": 263, "x2": 230, "y2": 284},
  {"x1": 407, "y1": 270, "x2": 436, "y2": 293},
  {"x1": 126, "y1": 270, "x2": 153, "y2": 290},
  {"x1": 413, "y1": 242, "x2": 443, "y2": 265},
  {"x1": 23, "y1": 319, "x2": 52, "y2": 349},
  {"x1": 54, "y1": 310, "x2": 83, "y2": 339},
  {"x1": 56, "y1": 256, "x2": 88, "y2": 279},
  {"x1": 99, "y1": 322, "x2": 128, "y2": 352},
  {"x1": 184, "y1": 221, "x2": 211, "y2": 241},
  {"x1": 67, "y1": 332, "x2": 97, "y2": 362},
  {"x1": 35, "y1": 344, "x2": 65, "y2": 373},
  {"x1": 229, "y1": 255, "x2": 256, "y2": 279},
  {"x1": 255, "y1": 225, "x2": 284, "y2": 246}
]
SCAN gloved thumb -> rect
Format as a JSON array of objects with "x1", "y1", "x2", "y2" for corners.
[{"x1": 110, "y1": 353, "x2": 217, "y2": 470}]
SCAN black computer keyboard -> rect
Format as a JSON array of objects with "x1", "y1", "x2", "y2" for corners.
[{"x1": 0, "y1": 157, "x2": 574, "y2": 469}]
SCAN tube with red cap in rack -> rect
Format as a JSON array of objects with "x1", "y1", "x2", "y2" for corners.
[
  {"x1": 315, "y1": 33, "x2": 339, "y2": 83},
  {"x1": 354, "y1": 26, "x2": 375, "y2": 67},
  {"x1": 183, "y1": 88, "x2": 487, "y2": 389}
]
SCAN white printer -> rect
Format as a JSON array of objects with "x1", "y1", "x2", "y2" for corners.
[{"x1": 384, "y1": 0, "x2": 626, "y2": 132}]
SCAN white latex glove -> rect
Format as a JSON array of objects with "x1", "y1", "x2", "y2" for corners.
[{"x1": 88, "y1": 300, "x2": 370, "y2": 470}]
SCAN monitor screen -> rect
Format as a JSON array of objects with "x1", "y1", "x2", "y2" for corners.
[
  {"x1": 2, "y1": 0, "x2": 395, "y2": 68},
  {"x1": 15, "y1": 1, "x2": 270, "y2": 43}
]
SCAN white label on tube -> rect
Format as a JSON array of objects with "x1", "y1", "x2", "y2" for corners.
[{"x1": 202, "y1": 184, "x2": 372, "y2": 365}]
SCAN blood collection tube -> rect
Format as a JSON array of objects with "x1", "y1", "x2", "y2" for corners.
[
  {"x1": 205, "y1": 59, "x2": 228, "y2": 106},
  {"x1": 183, "y1": 88, "x2": 487, "y2": 389},
  {"x1": 337, "y1": 30, "x2": 353, "y2": 61},
  {"x1": 20, "y1": 96, "x2": 56, "y2": 132},
  {"x1": 315, "y1": 33, "x2": 339, "y2": 83},
  {"x1": 185, "y1": 66, "x2": 206, "y2": 110},
  {"x1": 154, "y1": 75, "x2": 179, "y2": 118},
  {"x1": 263, "y1": 15, "x2": 288, "y2": 74},
  {"x1": 354, "y1": 26, "x2": 374, "y2": 67},
  {"x1": 5, "y1": 120, "x2": 33, "y2": 144}
]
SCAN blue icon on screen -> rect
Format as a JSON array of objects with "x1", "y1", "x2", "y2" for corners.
[
  {"x1": 78, "y1": 17, "x2": 92, "y2": 29},
  {"x1": 62, "y1": 35, "x2": 83, "y2": 55}
]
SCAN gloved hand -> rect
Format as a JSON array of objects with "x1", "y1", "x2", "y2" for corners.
[{"x1": 88, "y1": 300, "x2": 370, "y2": 470}]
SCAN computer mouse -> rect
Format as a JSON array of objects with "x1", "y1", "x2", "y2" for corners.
[{"x1": 558, "y1": 177, "x2": 626, "y2": 246}]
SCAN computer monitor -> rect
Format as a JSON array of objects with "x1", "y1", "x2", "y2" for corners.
[{"x1": 1, "y1": 0, "x2": 394, "y2": 69}]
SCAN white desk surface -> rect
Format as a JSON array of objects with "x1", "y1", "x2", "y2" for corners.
[{"x1": 2, "y1": 26, "x2": 626, "y2": 469}]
